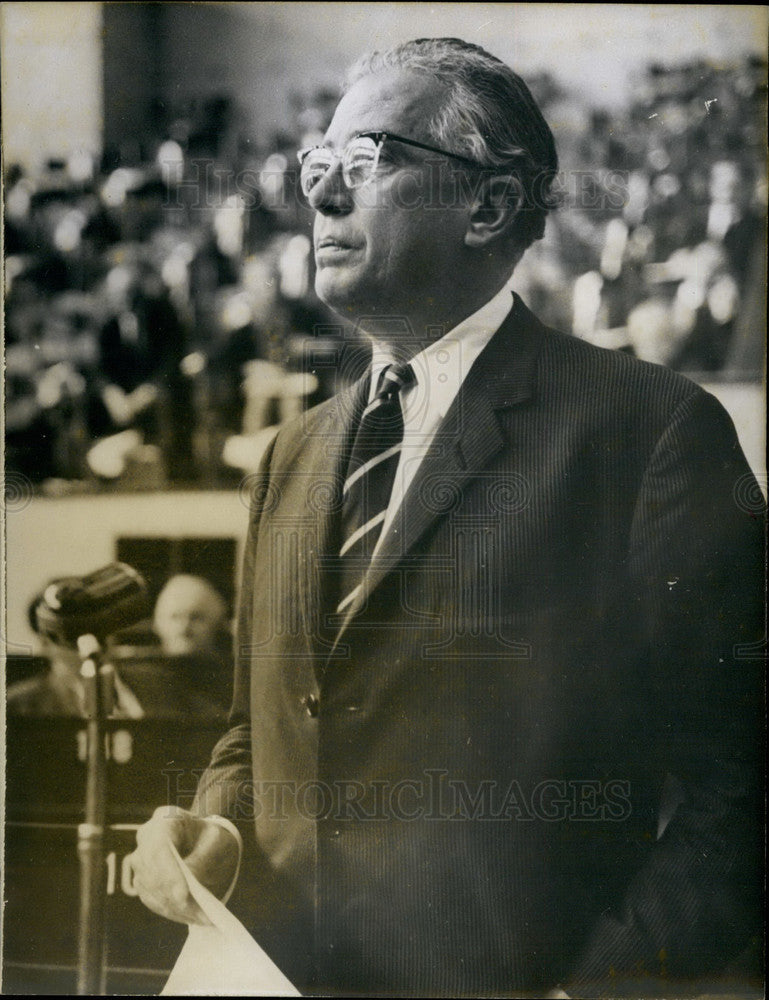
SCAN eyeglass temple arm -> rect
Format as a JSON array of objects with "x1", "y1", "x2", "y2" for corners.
[
  {"x1": 363, "y1": 131, "x2": 483, "y2": 168},
  {"x1": 298, "y1": 133, "x2": 484, "y2": 170}
]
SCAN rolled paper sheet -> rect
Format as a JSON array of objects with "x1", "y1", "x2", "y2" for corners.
[{"x1": 161, "y1": 840, "x2": 300, "y2": 997}]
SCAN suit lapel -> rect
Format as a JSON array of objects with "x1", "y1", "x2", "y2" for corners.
[
  {"x1": 331, "y1": 296, "x2": 545, "y2": 639},
  {"x1": 277, "y1": 375, "x2": 368, "y2": 664}
]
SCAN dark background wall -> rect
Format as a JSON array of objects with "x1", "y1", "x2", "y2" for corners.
[{"x1": 103, "y1": 4, "x2": 163, "y2": 161}]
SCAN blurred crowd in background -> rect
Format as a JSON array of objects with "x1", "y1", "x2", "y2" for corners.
[{"x1": 4, "y1": 54, "x2": 766, "y2": 493}]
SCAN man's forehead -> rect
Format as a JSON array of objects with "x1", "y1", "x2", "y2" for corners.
[
  {"x1": 324, "y1": 68, "x2": 447, "y2": 146},
  {"x1": 159, "y1": 580, "x2": 220, "y2": 610}
]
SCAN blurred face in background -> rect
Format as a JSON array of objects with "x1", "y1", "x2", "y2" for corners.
[{"x1": 153, "y1": 575, "x2": 228, "y2": 656}]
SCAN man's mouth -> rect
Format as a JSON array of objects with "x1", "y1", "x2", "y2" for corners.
[{"x1": 316, "y1": 236, "x2": 359, "y2": 251}]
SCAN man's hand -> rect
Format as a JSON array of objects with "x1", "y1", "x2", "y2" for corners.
[{"x1": 126, "y1": 806, "x2": 240, "y2": 924}]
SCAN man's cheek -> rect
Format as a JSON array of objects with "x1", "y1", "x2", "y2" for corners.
[{"x1": 387, "y1": 170, "x2": 426, "y2": 211}]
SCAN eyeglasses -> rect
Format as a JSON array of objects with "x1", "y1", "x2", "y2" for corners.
[{"x1": 297, "y1": 130, "x2": 484, "y2": 197}]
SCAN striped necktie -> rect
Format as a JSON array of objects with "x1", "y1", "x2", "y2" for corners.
[{"x1": 336, "y1": 362, "x2": 415, "y2": 617}]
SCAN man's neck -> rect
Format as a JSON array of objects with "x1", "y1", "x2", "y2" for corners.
[
  {"x1": 362, "y1": 279, "x2": 515, "y2": 362},
  {"x1": 361, "y1": 278, "x2": 512, "y2": 363}
]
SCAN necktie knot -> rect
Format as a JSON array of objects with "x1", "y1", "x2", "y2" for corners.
[{"x1": 375, "y1": 362, "x2": 415, "y2": 401}]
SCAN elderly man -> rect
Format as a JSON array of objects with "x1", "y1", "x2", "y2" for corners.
[
  {"x1": 128, "y1": 38, "x2": 763, "y2": 997},
  {"x1": 153, "y1": 574, "x2": 230, "y2": 657}
]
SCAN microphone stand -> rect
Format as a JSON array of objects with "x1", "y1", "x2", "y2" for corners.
[{"x1": 76, "y1": 634, "x2": 115, "y2": 996}]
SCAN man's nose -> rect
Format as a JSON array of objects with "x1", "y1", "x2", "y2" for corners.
[{"x1": 307, "y1": 162, "x2": 353, "y2": 216}]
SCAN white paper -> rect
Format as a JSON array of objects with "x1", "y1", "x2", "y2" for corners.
[{"x1": 161, "y1": 842, "x2": 300, "y2": 996}]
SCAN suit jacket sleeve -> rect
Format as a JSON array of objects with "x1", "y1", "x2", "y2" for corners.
[
  {"x1": 567, "y1": 388, "x2": 765, "y2": 996},
  {"x1": 193, "y1": 434, "x2": 280, "y2": 825}
]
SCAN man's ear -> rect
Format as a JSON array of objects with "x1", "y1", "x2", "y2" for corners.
[{"x1": 464, "y1": 174, "x2": 522, "y2": 248}]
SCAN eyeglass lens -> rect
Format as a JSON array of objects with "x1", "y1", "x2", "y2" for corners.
[{"x1": 300, "y1": 136, "x2": 380, "y2": 196}]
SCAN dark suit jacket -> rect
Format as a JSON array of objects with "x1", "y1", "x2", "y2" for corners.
[{"x1": 196, "y1": 297, "x2": 764, "y2": 997}]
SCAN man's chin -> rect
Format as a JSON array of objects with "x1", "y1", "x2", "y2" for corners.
[
  {"x1": 164, "y1": 642, "x2": 196, "y2": 657},
  {"x1": 314, "y1": 270, "x2": 367, "y2": 318}
]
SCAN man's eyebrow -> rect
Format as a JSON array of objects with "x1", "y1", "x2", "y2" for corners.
[{"x1": 318, "y1": 131, "x2": 386, "y2": 146}]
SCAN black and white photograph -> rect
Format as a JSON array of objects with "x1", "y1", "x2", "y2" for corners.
[{"x1": 1, "y1": 3, "x2": 766, "y2": 996}]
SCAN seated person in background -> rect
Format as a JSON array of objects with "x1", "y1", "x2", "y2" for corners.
[
  {"x1": 130, "y1": 573, "x2": 233, "y2": 719},
  {"x1": 8, "y1": 576, "x2": 233, "y2": 720},
  {"x1": 116, "y1": 573, "x2": 233, "y2": 718}
]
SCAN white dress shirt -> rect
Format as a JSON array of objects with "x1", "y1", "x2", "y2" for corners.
[{"x1": 368, "y1": 282, "x2": 515, "y2": 554}]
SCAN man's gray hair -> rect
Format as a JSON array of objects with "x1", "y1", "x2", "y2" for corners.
[{"x1": 345, "y1": 37, "x2": 559, "y2": 250}]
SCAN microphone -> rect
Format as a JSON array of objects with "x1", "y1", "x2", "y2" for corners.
[{"x1": 31, "y1": 562, "x2": 150, "y2": 646}]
